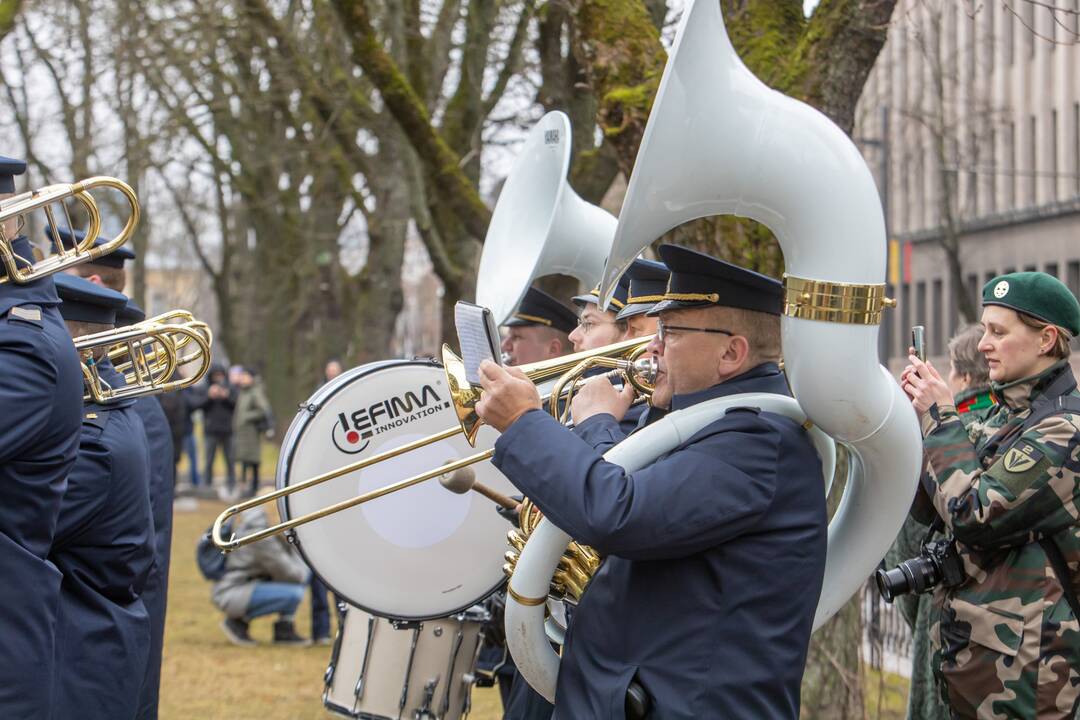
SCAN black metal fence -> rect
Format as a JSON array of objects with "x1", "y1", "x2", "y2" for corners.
[{"x1": 861, "y1": 581, "x2": 912, "y2": 676}]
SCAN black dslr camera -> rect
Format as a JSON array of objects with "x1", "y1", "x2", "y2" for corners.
[{"x1": 875, "y1": 537, "x2": 966, "y2": 602}]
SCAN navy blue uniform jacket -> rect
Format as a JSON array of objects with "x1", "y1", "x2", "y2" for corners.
[
  {"x1": 493, "y1": 363, "x2": 828, "y2": 720},
  {"x1": 133, "y1": 395, "x2": 174, "y2": 720},
  {"x1": 0, "y1": 241, "x2": 83, "y2": 718},
  {"x1": 50, "y1": 372, "x2": 154, "y2": 720}
]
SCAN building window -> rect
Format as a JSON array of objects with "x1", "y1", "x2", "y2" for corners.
[
  {"x1": 967, "y1": 273, "x2": 979, "y2": 318},
  {"x1": 1024, "y1": 264, "x2": 1037, "y2": 272},
  {"x1": 987, "y1": 127, "x2": 997, "y2": 213},
  {"x1": 1027, "y1": 115, "x2": 1037, "y2": 206},
  {"x1": 882, "y1": 283, "x2": 895, "y2": 361},
  {"x1": 1002, "y1": 121, "x2": 1010, "y2": 208},
  {"x1": 1070, "y1": 262, "x2": 1080, "y2": 349},
  {"x1": 1051, "y1": 110, "x2": 1059, "y2": 202},
  {"x1": 1024, "y1": 1, "x2": 1035, "y2": 58},
  {"x1": 1004, "y1": 5, "x2": 1014, "y2": 65},
  {"x1": 1045, "y1": 262, "x2": 1059, "y2": 278},
  {"x1": 1074, "y1": 103, "x2": 1079, "y2": 196},
  {"x1": 916, "y1": 281, "x2": 927, "y2": 332},
  {"x1": 967, "y1": 127, "x2": 977, "y2": 217},
  {"x1": 932, "y1": 279, "x2": 944, "y2": 354},
  {"x1": 901, "y1": 283, "x2": 911, "y2": 358},
  {"x1": 1005, "y1": 266, "x2": 1017, "y2": 275}
]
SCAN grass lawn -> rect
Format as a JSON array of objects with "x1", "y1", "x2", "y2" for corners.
[{"x1": 161, "y1": 499, "x2": 503, "y2": 719}]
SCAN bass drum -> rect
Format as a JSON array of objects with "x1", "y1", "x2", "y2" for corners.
[{"x1": 277, "y1": 359, "x2": 518, "y2": 620}]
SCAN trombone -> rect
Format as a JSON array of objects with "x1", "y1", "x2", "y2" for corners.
[
  {"x1": 75, "y1": 313, "x2": 213, "y2": 403},
  {"x1": 212, "y1": 336, "x2": 657, "y2": 551},
  {"x1": 109, "y1": 311, "x2": 212, "y2": 374},
  {"x1": 0, "y1": 176, "x2": 140, "y2": 284}
]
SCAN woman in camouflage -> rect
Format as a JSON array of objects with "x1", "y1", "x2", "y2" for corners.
[{"x1": 902, "y1": 271, "x2": 1080, "y2": 719}]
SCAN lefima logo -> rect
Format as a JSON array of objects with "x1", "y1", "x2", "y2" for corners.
[{"x1": 331, "y1": 384, "x2": 450, "y2": 454}]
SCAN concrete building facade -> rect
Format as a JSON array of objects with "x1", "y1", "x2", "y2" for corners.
[{"x1": 853, "y1": 0, "x2": 1080, "y2": 371}]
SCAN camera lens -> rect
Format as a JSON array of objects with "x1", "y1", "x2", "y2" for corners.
[
  {"x1": 903, "y1": 556, "x2": 941, "y2": 594},
  {"x1": 875, "y1": 566, "x2": 910, "y2": 601}
]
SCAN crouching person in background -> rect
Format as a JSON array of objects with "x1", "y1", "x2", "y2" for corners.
[{"x1": 212, "y1": 501, "x2": 310, "y2": 646}]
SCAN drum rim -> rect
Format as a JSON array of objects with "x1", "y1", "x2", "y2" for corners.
[{"x1": 278, "y1": 358, "x2": 508, "y2": 622}]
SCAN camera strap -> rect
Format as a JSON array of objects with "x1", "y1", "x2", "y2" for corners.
[
  {"x1": 975, "y1": 368, "x2": 1080, "y2": 620},
  {"x1": 1017, "y1": 369, "x2": 1080, "y2": 621},
  {"x1": 1038, "y1": 535, "x2": 1080, "y2": 621}
]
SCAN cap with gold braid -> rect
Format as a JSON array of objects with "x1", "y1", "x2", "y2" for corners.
[
  {"x1": 503, "y1": 286, "x2": 578, "y2": 334},
  {"x1": 572, "y1": 257, "x2": 654, "y2": 310},
  {"x1": 615, "y1": 258, "x2": 669, "y2": 320},
  {"x1": 647, "y1": 244, "x2": 782, "y2": 316}
]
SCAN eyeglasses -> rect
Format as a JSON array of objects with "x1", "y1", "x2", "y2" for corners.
[
  {"x1": 656, "y1": 319, "x2": 733, "y2": 344},
  {"x1": 576, "y1": 318, "x2": 618, "y2": 334}
]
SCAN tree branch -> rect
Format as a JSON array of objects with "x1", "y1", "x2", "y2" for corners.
[
  {"x1": 482, "y1": 0, "x2": 537, "y2": 117},
  {"x1": 332, "y1": 0, "x2": 491, "y2": 240}
]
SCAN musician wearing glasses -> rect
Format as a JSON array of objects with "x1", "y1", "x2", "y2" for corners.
[
  {"x1": 51, "y1": 274, "x2": 155, "y2": 720},
  {"x1": 475, "y1": 245, "x2": 828, "y2": 719},
  {"x1": 569, "y1": 258, "x2": 666, "y2": 437},
  {"x1": 52, "y1": 226, "x2": 172, "y2": 720},
  {"x1": 0, "y1": 156, "x2": 84, "y2": 717},
  {"x1": 567, "y1": 264, "x2": 637, "y2": 352},
  {"x1": 572, "y1": 258, "x2": 668, "y2": 450}
]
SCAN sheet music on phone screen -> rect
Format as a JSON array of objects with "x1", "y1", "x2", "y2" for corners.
[{"x1": 455, "y1": 301, "x2": 503, "y2": 385}]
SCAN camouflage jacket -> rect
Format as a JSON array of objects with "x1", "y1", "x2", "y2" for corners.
[{"x1": 921, "y1": 360, "x2": 1080, "y2": 719}]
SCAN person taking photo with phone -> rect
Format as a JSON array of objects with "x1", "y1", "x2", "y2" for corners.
[{"x1": 900, "y1": 272, "x2": 1080, "y2": 719}]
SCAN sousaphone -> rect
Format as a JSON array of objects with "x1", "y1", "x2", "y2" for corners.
[
  {"x1": 476, "y1": 111, "x2": 616, "y2": 325},
  {"x1": 505, "y1": 0, "x2": 923, "y2": 700}
]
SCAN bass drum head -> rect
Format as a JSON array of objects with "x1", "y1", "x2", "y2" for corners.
[{"x1": 279, "y1": 360, "x2": 516, "y2": 621}]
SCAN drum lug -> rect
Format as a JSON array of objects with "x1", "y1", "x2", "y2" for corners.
[
  {"x1": 297, "y1": 400, "x2": 321, "y2": 415},
  {"x1": 413, "y1": 677, "x2": 439, "y2": 720},
  {"x1": 284, "y1": 528, "x2": 299, "y2": 547}
]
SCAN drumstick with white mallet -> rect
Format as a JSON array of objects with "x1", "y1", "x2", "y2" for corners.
[{"x1": 439, "y1": 464, "x2": 519, "y2": 510}]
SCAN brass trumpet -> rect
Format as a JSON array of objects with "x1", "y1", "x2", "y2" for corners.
[
  {"x1": 212, "y1": 336, "x2": 657, "y2": 552},
  {"x1": 0, "y1": 177, "x2": 140, "y2": 284},
  {"x1": 74, "y1": 313, "x2": 213, "y2": 403}
]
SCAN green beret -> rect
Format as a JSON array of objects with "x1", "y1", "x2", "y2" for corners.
[{"x1": 982, "y1": 271, "x2": 1080, "y2": 336}]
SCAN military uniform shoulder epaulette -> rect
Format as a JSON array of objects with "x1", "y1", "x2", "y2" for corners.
[{"x1": 4, "y1": 304, "x2": 44, "y2": 329}]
